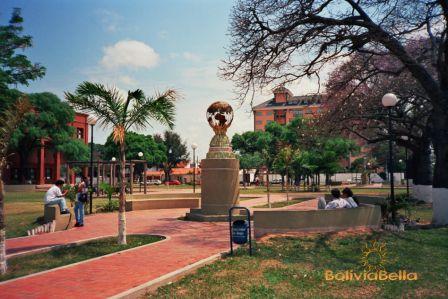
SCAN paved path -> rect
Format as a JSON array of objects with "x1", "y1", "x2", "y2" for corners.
[{"x1": 0, "y1": 193, "x2": 317, "y2": 298}]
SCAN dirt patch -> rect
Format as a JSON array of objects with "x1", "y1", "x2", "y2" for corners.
[
  {"x1": 260, "y1": 259, "x2": 286, "y2": 269},
  {"x1": 326, "y1": 283, "x2": 380, "y2": 298},
  {"x1": 257, "y1": 228, "x2": 377, "y2": 244}
]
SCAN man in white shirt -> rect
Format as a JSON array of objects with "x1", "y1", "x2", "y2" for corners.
[
  {"x1": 317, "y1": 189, "x2": 350, "y2": 209},
  {"x1": 44, "y1": 179, "x2": 70, "y2": 214}
]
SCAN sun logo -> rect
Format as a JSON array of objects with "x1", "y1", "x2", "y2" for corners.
[{"x1": 360, "y1": 240, "x2": 387, "y2": 272}]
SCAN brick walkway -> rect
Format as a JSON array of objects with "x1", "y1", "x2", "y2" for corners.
[{"x1": 0, "y1": 193, "x2": 319, "y2": 298}]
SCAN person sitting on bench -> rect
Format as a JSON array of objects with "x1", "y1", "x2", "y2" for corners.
[
  {"x1": 44, "y1": 179, "x2": 70, "y2": 214},
  {"x1": 317, "y1": 188, "x2": 349, "y2": 209},
  {"x1": 342, "y1": 187, "x2": 358, "y2": 208}
]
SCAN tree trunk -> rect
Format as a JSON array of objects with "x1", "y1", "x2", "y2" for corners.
[
  {"x1": 431, "y1": 107, "x2": 448, "y2": 225},
  {"x1": 18, "y1": 150, "x2": 28, "y2": 184},
  {"x1": 266, "y1": 169, "x2": 271, "y2": 208},
  {"x1": 243, "y1": 169, "x2": 247, "y2": 189},
  {"x1": 286, "y1": 174, "x2": 289, "y2": 202},
  {"x1": 117, "y1": 142, "x2": 127, "y2": 245},
  {"x1": 0, "y1": 170, "x2": 7, "y2": 275},
  {"x1": 409, "y1": 137, "x2": 433, "y2": 203}
]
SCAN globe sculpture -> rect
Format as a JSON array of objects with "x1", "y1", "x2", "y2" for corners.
[
  {"x1": 185, "y1": 100, "x2": 240, "y2": 221},
  {"x1": 206, "y1": 101, "x2": 235, "y2": 159}
]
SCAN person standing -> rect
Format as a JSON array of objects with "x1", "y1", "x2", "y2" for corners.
[
  {"x1": 44, "y1": 180, "x2": 70, "y2": 214},
  {"x1": 75, "y1": 176, "x2": 88, "y2": 227}
]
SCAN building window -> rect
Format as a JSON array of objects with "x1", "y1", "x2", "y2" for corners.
[
  {"x1": 256, "y1": 120, "x2": 263, "y2": 125},
  {"x1": 267, "y1": 111, "x2": 273, "y2": 116},
  {"x1": 256, "y1": 111, "x2": 263, "y2": 116},
  {"x1": 77, "y1": 128, "x2": 84, "y2": 139},
  {"x1": 292, "y1": 110, "x2": 303, "y2": 116},
  {"x1": 306, "y1": 108, "x2": 313, "y2": 114}
]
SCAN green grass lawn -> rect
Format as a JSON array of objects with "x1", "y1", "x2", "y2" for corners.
[
  {"x1": 253, "y1": 198, "x2": 312, "y2": 208},
  {"x1": 4, "y1": 191, "x2": 112, "y2": 238},
  {"x1": 147, "y1": 228, "x2": 448, "y2": 298},
  {"x1": 1, "y1": 234, "x2": 163, "y2": 282},
  {"x1": 239, "y1": 186, "x2": 406, "y2": 196}
]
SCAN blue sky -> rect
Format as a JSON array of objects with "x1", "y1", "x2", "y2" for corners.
[{"x1": 0, "y1": 0, "x2": 320, "y2": 159}]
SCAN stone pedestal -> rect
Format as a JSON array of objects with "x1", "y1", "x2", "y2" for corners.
[{"x1": 186, "y1": 158, "x2": 240, "y2": 221}]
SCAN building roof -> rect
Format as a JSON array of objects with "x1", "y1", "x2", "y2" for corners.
[
  {"x1": 145, "y1": 168, "x2": 201, "y2": 176},
  {"x1": 252, "y1": 94, "x2": 326, "y2": 110}
]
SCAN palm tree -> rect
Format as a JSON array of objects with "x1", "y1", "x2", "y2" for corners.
[
  {"x1": 65, "y1": 82, "x2": 177, "y2": 245},
  {"x1": 0, "y1": 98, "x2": 31, "y2": 274}
]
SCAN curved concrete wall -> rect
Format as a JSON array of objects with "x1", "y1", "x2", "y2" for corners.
[{"x1": 254, "y1": 204, "x2": 381, "y2": 238}]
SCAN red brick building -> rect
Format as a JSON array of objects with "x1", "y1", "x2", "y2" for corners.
[
  {"x1": 252, "y1": 86, "x2": 370, "y2": 168},
  {"x1": 252, "y1": 86, "x2": 324, "y2": 131},
  {"x1": 4, "y1": 112, "x2": 90, "y2": 185}
]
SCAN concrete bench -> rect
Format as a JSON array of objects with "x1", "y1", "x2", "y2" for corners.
[
  {"x1": 125, "y1": 193, "x2": 200, "y2": 211},
  {"x1": 44, "y1": 205, "x2": 75, "y2": 231},
  {"x1": 253, "y1": 204, "x2": 381, "y2": 238}
]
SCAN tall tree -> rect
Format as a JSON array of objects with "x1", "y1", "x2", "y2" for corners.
[
  {"x1": 238, "y1": 152, "x2": 263, "y2": 188},
  {"x1": 273, "y1": 146, "x2": 294, "y2": 200},
  {"x1": 9, "y1": 92, "x2": 89, "y2": 182},
  {"x1": 222, "y1": 0, "x2": 448, "y2": 224},
  {"x1": 104, "y1": 132, "x2": 167, "y2": 175},
  {"x1": 0, "y1": 8, "x2": 45, "y2": 111},
  {"x1": 156, "y1": 131, "x2": 189, "y2": 182},
  {"x1": 0, "y1": 98, "x2": 31, "y2": 275},
  {"x1": 323, "y1": 49, "x2": 433, "y2": 200},
  {"x1": 65, "y1": 82, "x2": 177, "y2": 244}
]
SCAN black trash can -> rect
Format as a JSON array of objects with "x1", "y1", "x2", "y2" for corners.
[{"x1": 232, "y1": 220, "x2": 249, "y2": 244}]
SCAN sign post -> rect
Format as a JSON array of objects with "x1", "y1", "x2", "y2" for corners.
[{"x1": 229, "y1": 206, "x2": 252, "y2": 256}]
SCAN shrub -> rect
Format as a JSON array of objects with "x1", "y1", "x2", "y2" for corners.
[{"x1": 97, "y1": 199, "x2": 119, "y2": 212}]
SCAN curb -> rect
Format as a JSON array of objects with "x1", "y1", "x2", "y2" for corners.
[{"x1": 109, "y1": 251, "x2": 226, "y2": 299}]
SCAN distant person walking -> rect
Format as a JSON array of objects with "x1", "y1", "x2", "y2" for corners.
[
  {"x1": 75, "y1": 176, "x2": 88, "y2": 227},
  {"x1": 44, "y1": 179, "x2": 70, "y2": 214}
]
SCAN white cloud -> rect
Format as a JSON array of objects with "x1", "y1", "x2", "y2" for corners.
[
  {"x1": 96, "y1": 9, "x2": 122, "y2": 33},
  {"x1": 100, "y1": 40, "x2": 160, "y2": 70},
  {"x1": 182, "y1": 52, "x2": 201, "y2": 62},
  {"x1": 118, "y1": 75, "x2": 138, "y2": 86}
]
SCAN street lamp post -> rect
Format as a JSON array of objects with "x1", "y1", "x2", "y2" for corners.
[
  {"x1": 138, "y1": 152, "x2": 143, "y2": 193},
  {"x1": 168, "y1": 148, "x2": 172, "y2": 184},
  {"x1": 191, "y1": 143, "x2": 198, "y2": 193},
  {"x1": 402, "y1": 136, "x2": 410, "y2": 198},
  {"x1": 87, "y1": 116, "x2": 97, "y2": 214},
  {"x1": 382, "y1": 93, "x2": 399, "y2": 223},
  {"x1": 111, "y1": 157, "x2": 116, "y2": 188}
]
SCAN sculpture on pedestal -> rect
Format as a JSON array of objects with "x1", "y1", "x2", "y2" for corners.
[
  {"x1": 186, "y1": 101, "x2": 240, "y2": 221},
  {"x1": 206, "y1": 101, "x2": 235, "y2": 159}
]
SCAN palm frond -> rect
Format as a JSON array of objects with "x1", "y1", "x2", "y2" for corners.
[
  {"x1": 125, "y1": 89, "x2": 178, "y2": 131},
  {"x1": 64, "y1": 81, "x2": 123, "y2": 128},
  {"x1": 122, "y1": 89, "x2": 145, "y2": 123}
]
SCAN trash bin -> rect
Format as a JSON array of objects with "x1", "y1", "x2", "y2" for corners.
[{"x1": 232, "y1": 220, "x2": 249, "y2": 244}]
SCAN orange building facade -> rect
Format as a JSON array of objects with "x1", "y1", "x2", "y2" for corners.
[
  {"x1": 252, "y1": 86, "x2": 324, "y2": 131},
  {"x1": 4, "y1": 112, "x2": 90, "y2": 185}
]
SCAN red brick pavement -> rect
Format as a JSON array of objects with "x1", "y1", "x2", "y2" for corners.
[
  {"x1": 0, "y1": 194, "x2": 318, "y2": 298},
  {"x1": 1, "y1": 209, "x2": 230, "y2": 298}
]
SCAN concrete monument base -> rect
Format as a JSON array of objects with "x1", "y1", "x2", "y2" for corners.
[{"x1": 186, "y1": 158, "x2": 240, "y2": 222}]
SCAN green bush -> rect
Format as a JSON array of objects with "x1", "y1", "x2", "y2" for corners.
[
  {"x1": 98, "y1": 182, "x2": 118, "y2": 212},
  {"x1": 96, "y1": 199, "x2": 119, "y2": 212}
]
